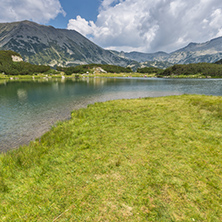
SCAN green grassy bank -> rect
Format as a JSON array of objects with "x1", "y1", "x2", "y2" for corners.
[
  {"x1": 0, "y1": 95, "x2": 222, "y2": 221},
  {"x1": 0, "y1": 72, "x2": 152, "y2": 80}
]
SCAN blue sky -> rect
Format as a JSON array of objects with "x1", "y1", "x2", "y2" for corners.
[
  {"x1": 0, "y1": 0, "x2": 222, "y2": 53},
  {"x1": 48, "y1": 0, "x2": 101, "y2": 29}
]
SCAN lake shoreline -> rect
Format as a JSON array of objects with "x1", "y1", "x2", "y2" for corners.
[
  {"x1": 1, "y1": 77, "x2": 222, "y2": 152},
  {"x1": 1, "y1": 72, "x2": 222, "y2": 81},
  {"x1": 0, "y1": 94, "x2": 221, "y2": 220}
]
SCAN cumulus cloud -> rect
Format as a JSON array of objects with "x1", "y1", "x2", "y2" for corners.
[
  {"x1": 67, "y1": 0, "x2": 222, "y2": 53},
  {"x1": 0, "y1": 0, "x2": 65, "y2": 23},
  {"x1": 67, "y1": 16, "x2": 95, "y2": 36}
]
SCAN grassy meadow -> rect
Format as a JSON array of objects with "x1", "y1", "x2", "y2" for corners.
[{"x1": 0, "y1": 95, "x2": 222, "y2": 221}]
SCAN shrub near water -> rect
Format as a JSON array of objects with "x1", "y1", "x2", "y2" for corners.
[
  {"x1": 0, "y1": 95, "x2": 222, "y2": 221},
  {"x1": 57, "y1": 64, "x2": 132, "y2": 75}
]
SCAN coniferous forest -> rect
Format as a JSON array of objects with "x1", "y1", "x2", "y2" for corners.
[
  {"x1": 56, "y1": 64, "x2": 132, "y2": 75},
  {"x1": 0, "y1": 50, "x2": 50, "y2": 75},
  {"x1": 159, "y1": 63, "x2": 222, "y2": 77}
]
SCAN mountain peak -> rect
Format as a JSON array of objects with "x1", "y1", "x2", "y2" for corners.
[
  {"x1": 1, "y1": 20, "x2": 222, "y2": 68},
  {"x1": 0, "y1": 20, "x2": 132, "y2": 67},
  {"x1": 20, "y1": 20, "x2": 33, "y2": 23}
]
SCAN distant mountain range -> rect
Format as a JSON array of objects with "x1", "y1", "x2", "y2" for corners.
[
  {"x1": 113, "y1": 37, "x2": 222, "y2": 65},
  {"x1": 0, "y1": 20, "x2": 222, "y2": 68}
]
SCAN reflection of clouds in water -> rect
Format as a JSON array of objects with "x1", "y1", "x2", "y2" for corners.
[
  {"x1": 17, "y1": 89, "x2": 27, "y2": 101},
  {"x1": 52, "y1": 82, "x2": 59, "y2": 91},
  {"x1": 1, "y1": 77, "x2": 221, "y2": 152},
  {"x1": 93, "y1": 78, "x2": 106, "y2": 86},
  {"x1": 61, "y1": 78, "x2": 66, "y2": 83},
  {"x1": 0, "y1": 80, "x2": 7, "y2": 85},
  {"x1": 85, "y1": 77, "x2": 107, "y2": 86}
]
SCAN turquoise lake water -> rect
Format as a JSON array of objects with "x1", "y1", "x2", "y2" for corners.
[{"x1": 0, "y1": 77, "x2": 222, "y2": 151}]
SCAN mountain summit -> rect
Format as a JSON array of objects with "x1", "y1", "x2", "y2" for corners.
[{"x1": 0, "y1": 20, "x2": 132, "y2": 67}]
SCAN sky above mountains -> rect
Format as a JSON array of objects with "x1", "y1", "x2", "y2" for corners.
[{"x1": 1, "y1": 0, "x2": 222, "y2": 53}]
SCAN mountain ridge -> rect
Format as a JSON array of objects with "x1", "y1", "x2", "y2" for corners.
[
  {"x1": 0, "y1": 20, "x2": 134, "y2": 67},
  {"x1": 0, "y1": 20, "x2": 222, "y2": 68},
  {"x1": 121, "y1": 36, "x2": 222, "y2": 65}
]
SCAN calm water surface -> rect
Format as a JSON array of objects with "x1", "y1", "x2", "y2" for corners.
[{"x1": 0, "y1": 77, "x2": 222, "y2": 151}]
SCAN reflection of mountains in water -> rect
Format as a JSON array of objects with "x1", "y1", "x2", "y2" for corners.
[{"x1": 1, "y1": 78, "x2": 222, "y2": 152}]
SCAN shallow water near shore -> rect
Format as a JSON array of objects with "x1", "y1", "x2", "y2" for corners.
[{"x1": 0, "y1": 77, "x2": 222, "y2": 152}]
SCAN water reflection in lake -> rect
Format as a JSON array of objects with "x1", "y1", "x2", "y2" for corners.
[{"x1": 0, "y1": 77, "x2": 222, "y2": 151}]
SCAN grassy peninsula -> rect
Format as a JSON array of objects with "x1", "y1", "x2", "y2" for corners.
[{"x1": 0, "y1": 95, "x2": 222, "y2": 221}]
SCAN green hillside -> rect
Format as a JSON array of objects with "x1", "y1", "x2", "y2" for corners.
[
  {"x1": 159, "y1": 63, "x2": 222, "y2": 77},
  {"x1": 137, "y1": 67, "x2": 162, "y2": 74},
  {"x1": 57, "y1": 64, "x2": 132, "y2": 75},
  {"x1": 0, "y1": 50, "x2": 50, "y2": 75}
]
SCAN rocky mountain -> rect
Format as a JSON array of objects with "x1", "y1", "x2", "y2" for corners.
[
  {"x1": 117, "y1": 37, "x2": 222, "y2": 66},
  {"x1": 111, "y1": 50, "x2": 172, "y2": 69},
  {"x1": 166, "y1": 37, "x2": 222, "y2": 64},
  {"x1": 0, "y1": 20, "x2": 133, "y2": 67},
  {"x1": 112, "y1": 50, "x2": 169, "y2": 62},
  {"x1": 1, "y1": 20, "x2": 222, "y2": 69},
  {"x1": 215, "y1": 58, "x2": 222, "y2": 64}
]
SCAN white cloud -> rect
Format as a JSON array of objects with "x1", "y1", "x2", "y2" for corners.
[
  {"x1": 209, "y1": 9, "x2": 222, "y2": 28},
  {"x1": 69, "y1": 0, "x2": 222, "y2": 53},
  {"x1": 67, "y1": 16, "x2": 95, "y2": 36},
  {"x1": 0, "y1": 0, "x2": 65, "y2": 23}
]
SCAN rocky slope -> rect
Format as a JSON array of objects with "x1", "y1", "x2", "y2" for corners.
[
  {"x1": 0, "y1": 20, "x2": 133, "y2": 67},
  {"x1": 1, "y1": 20, "x2": 222, "y2": 68},
  {"x1": 117, "y1": 37, "x2": 222, "y2": 65}
]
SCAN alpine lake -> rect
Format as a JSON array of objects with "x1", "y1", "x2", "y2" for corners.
[{"x1": 0, "y1": 76, "x2": 222, "y2": 152}]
